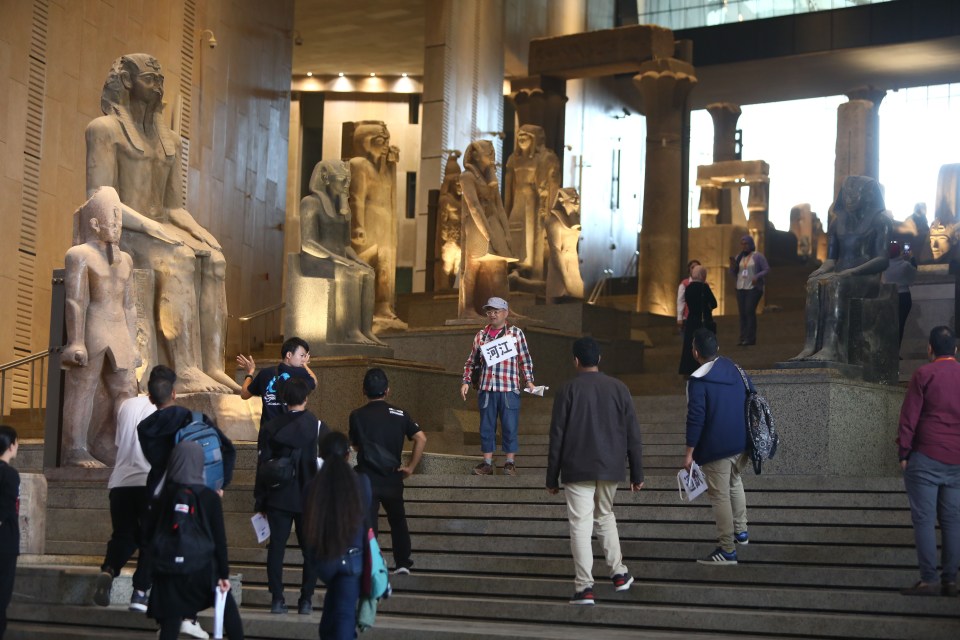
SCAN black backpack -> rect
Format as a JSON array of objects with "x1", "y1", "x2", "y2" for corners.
[
  {"x1": 151, "y1": 485, "x2": 215, "y2": 575},
  {"x1": 257, "y1": 414, "x2": 305, "y2": 490},
  {"x1": 175, "y1": 412, "x2": 225, "y2": 491},
  {"x1": 733, "y1": 362, "x2": 780, "y2": 474}
]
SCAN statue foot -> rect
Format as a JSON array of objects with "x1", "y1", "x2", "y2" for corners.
[
  {"x1": 62, "y1": 448, "x2": 107, "y2": 468},
  {"x1": 362, "y1": 330, "x2": 387, "y2": 346},
  {"x1": 206, "y1": 368, "x2": 242, "y2": 393},
  {"x1": 175, "y1": 366, "x2": 233, "y2": 395},
  {"x1": 808, "y1": 349, "x2": 840, "y2": 362},
  {"x1": 789, "y1": 346, "x2": 817, "y2": 361}
]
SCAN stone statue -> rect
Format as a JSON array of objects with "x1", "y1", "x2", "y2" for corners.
[
  {"x1": 504, "y1": 124, "x2": 560, "y2": 278},
  {"x1": 791, "y1": 176, "x2": 891, "y2": 362},
  {"x1": 348, "y1": 120, "x2": 406, "y2": 330},
  {"x1": 927, "y1": 219, "x2": 957, "y2": 263},
  {"x1": 458, "y1": 140, "x2": 518, "y2": 318},
  {"x1": 61, "y1": 187, "x2": 139, "y2": 467},
  {"x1": 435, "y1": 152, "x2": 463, "y2": 290},
  {"x1": 544, "y1": 187, "x2": 585, "y2": 301},
  {"x1": 299, "y1": 160, "x2": 381, "y2": 345},
  {"x1": 85, "y1": 53, "x2": 237, "y2": 394}
]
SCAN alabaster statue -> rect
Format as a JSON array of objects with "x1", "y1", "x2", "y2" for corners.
[
  {"x1": 61, "y1": 187, "x2": 139, "y2": 467},
  {"x1": 544, "y1": 188, "x2": 585, "y2": 301},
  {"x1": 791, "y1": 176, "x2": 891, "y2": 362},
  {"x1": 298, "y1": 160, "x2": 382, "y2": 345},
  {"x1": 504, "y1": 124, "x2": 560, "y2": 278},
  {"x1": 348, "y1": 121, "x2": 406, "y2": 330},
  {"x1": 458, "y1": 140, "x2": 518, "y2": 318},
  {"x1": 435, "y1": 152, "x2": 463, "y2": 290},
  {"x1": 86, "y1": 53, "x2": 236, "y2": 394}
]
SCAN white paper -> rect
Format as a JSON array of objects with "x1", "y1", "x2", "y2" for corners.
[
  {"x1": 524, "y1": 385, "x2": 549, "y2": 396},
  {"x1": 213, "y1": 586, "x2": 228, "y2": 639},
  {"x1": 677, "y1": 462, "x2": 708, "y2": 502},
  {"x1": 251, "y1": 512, "x2": 270, "y2": 544},
  {"x1": 480, "y1": 335, "x2": 519, "y2": 367}
]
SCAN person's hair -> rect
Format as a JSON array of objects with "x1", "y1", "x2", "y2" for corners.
[
  {"x1": 693, "y1": 328, "x2": 719, "y2": 359},
  {"x1": 572, "y1": 337, "x2": 601, "y2": 367},
  {"x1": 0, "y1": 425, "x2": 17, "y2": 455},
  {"x1": 362, "y1": 368, "x2": 389, "y2": 399},
  {"x1": 691, "y1": 265, "x2": 707, "y2": 282},
  {"x1": 282, "y1": 377, "x2": 311, "y2": 407},
  {"x1": 929, "y1": 325, "x2": 956, "y2": 357},
  {"x1": 888, "y1": 241, "x2": 902, "y2": 258},
  {"x1": 281, "y1": 337, "x2": 310, "y2": 360},
  {"x1": 687, "y1": 259, "x2": 701, "y2": 270},
  {"x1": 302, "y1": 432, "x2": 365, "y2": 560},
  {"x1": 147, "y1": 365, "x2": 177, "y2": 405}
]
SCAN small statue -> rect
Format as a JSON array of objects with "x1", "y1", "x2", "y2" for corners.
[
  {"x1": 544, "y1": 188, "x2": 585, "y2": 301},
  {"x1": 791, "y1": 176, "x2": 891, "y2": 362},
  {"x1": 504, "y1": 124, "x2": 560, "y2": 278},
  {"x1": 299, "y1": 160, "x2": 382, "y2": 345},
  {"x1": 61, "y1": 187, "x2": 139, "y2": 467},
  {"x1": 436, "y1": 152, "x2": 463, "y2": 289},
  {"x1": 458, "y1": 140, "x2": 518, "y2": 318},
  {"x1": 927, "y1": 219, "x2": 957, "y2": 262}
]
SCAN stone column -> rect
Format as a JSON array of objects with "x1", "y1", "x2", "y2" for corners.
[
  {"x1": 747, "y1": 180, "x2": 770, "y2": 257},
  {"x1": 698, "y1": 185, "x2": 720, "y2": 226},
  {"x1": 633, "y1": 59, "x2": 697, "y2": 316},
  {"x1": 510, "y1": 76, "x2": 568, "y2": 162},
  {"x1": 706, "y1": 102, "x2": 741, "y2": 162},
  {"x1": 834, "y1": 86, "x2": 886, "y2": 203}
]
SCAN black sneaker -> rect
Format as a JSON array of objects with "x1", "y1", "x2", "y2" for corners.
[
  {"x1": 570, "y1": 586, "x2": 595, "y2": 605},
  {"x1": 128, "y1": 589, "x2": 148, "y2": 612},
  {"x1": 697, "y1": 548, "x2": 738, "y2": 565},
  {"x1": 298, "y1": 598, "x2": 312, "y2": 615},
  {"x1": 472, "y1": 461, "x2": 494, "y2": 475},
  {"x1": 612, "y1": 573, "x2": 634, "y2": 592},
  {"x1": 270, "y1": 598, "x2": 288, "y2": 614},
  {"x1": 93, "y1": 571, "x2": 113, "y2": 607}
]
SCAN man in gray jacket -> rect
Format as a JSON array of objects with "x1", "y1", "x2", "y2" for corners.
[{"x1": 546, "y1": 337, "x2": 644, "y2": 605}]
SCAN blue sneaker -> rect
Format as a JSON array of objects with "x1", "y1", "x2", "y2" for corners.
[
  {"x1": 697, "y1": 548, "x2": 737, "y2": 565},
  {"x1": 735, "y1": 531, "x2": 749, "y2": 545}
]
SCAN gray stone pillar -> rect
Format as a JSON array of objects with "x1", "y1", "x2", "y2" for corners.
[
  {"x1": 834, "y1": 87, "x2": 886, "y2": 203},
  {"x1": 747, "y1": 180, "x2": 770, "y2": 257},
  {"x1": 706, "y1": 102, "x2": 741, "y2": 162},
  {"x1": 633, "y1": 59, "x2": 697, "y2": 316}
]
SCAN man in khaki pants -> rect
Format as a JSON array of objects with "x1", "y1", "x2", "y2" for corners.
[{"x1": 684, "y1": 328, "x2": 752, "y2": 565}]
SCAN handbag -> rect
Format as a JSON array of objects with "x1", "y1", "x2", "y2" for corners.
[{"x1": 677, "y1": 462, "x2": 708, "y2": 502}]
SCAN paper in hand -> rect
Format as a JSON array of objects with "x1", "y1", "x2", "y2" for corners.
[
  {"x1": 213, "y1": 585, "x2": 228, "y2": 639},
  {"x1": 524, "y1": 385, "x2": 548, "y2": 396},
  {"x1": 251, "y1": 512, "x2": 270, "y2": 544}
]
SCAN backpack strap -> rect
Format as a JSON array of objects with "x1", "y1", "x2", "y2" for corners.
[{"x1": 731, "y1": 360, "x2": 751, "y2": 394}]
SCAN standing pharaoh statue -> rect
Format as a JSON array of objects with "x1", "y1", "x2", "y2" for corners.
[
  {"x1": 348, "y1": 121, "x2": 406, "y2": 331},
  {"x1": 504, "y1": 124, "x2": 560, "y2": 278},
  {"x1": 544, "y1": 188, "x2": 585, "y2": 301},
  {"x1": 436, "y1": 152, "x2": 463, "y2": 290},
  {"x1": 299, "y1": 160, "x2": 382, "y2": 345},
  {"x1": 61, "y1": 187, "x2": 139, "y2": 467},
  {"x1": 85, "y1": 53, "x2": 237, "y2": 394},
  {"x1": 458, "y1": 140, "x2": 518, "y2": 318}
]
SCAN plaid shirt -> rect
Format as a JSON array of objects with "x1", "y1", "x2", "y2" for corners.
[{"x1": 462, "y1": 323, "x2": 535, "y2": 392}]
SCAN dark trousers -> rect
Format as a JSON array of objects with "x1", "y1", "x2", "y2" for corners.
[
  {"x1": 266, "y1": 509, "x2": 316, "y2": 601},
  {"x1": 0, "y1": 552, "x2": 16, "y2": 639},
  {"x1": 157, "y1": 591, "x2": 243, "y2": 640},
  {"x1": 898, "y1": 291, "x2": 912, "y2": 347},
  {"x1": 101, "y1": 486, "x2": 151, "y2": 591},
  {"x1": 736, "y1": 288, "x2": 763, "y2": 344},
  {"x1": 315, "y1": 547, "x2": 362, "y2": 640},
  {"x1": 369, "y1": 477, "x2": 412, "y2": 570}
]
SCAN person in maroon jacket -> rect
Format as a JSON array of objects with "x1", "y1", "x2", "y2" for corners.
[{"x1": 897, "y1": 325, "x2": 960, "y2": 597}]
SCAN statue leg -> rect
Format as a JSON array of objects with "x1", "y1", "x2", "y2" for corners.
[
  {"x1": 198, "y1": 250, "x2": 240, "y2": 392},
  {"x1": 360, "y1": 266, "x2": 385, "y2": 344},
  {"x1": 459, "y1": 252, "x2": 484, "y2": 319},
  {"x1": 810, "y1": 276, "x2": 876, "y2": 363},
  {"x1": 88, "y1": 366, "x2": 137, "y2": 465},
  {"x1": 791, "y1": 278, "x2": 823, "y2": 360},
  {"x1": 531, "y1": 213, "x2": 545, "y2": 280},
  {"x1": 61, "y1": 357, "x2": 108, "y2": 468},
  {"x1": 373, "y1": 247, "x2": 398, "y2": 319}
]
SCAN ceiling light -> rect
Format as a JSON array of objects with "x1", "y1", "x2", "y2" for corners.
[
  {"x1": 306, "y1": 72, "x2": 313, "y2": 77},
  {"x1": 401, "y1": 73, "x2": 408, "y2": 78},
  {"x1": 370, "y1": 72, "x2": 376, "y2": 77},
  {"x1": 338, "y1": 72, "x2": 345, "y2": 77}
]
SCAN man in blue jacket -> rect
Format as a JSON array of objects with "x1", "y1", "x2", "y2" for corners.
[{"x1": 685, "y1": 328, "x2": 751, "y2": 565}]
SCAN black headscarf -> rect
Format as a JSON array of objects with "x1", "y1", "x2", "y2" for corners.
[{"x1": 167, "y1": 441, "x2": 206, "y2": 486}]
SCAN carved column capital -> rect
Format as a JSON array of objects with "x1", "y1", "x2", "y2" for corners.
[
  {"x1": 632, "y1": 59, "x2": 697, "y2": 138},
  {"x1": 706, "y1": 102, "x2": 741, "y2": 163}
]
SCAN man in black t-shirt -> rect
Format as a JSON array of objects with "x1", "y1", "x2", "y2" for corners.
[
  {"x1": 349, "y1": 368, "x2": 426, "y2": 574},
  {"x1": 238, "y1": 337, "x2": 318, "y2": 428}
]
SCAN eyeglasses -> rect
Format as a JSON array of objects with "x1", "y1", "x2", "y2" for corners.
[{"x1": 485, "y1": 309, "x2": 506, "y2": 316}]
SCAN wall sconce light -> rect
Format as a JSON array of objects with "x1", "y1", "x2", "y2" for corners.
[
  {"x1": 293, "y1": 30, "x2": 303, "y2": 46},
  {"x1": 199, "y1": 29, "x2": 217, "y2": 49}
]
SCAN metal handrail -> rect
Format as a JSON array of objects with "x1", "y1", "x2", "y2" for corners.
[
  {"x1": 236, "y1": 302, "x2": 285, "y2": 323},
  {"x1": 587, "y1": 269, "x2": 614, "y2": 305},
  {"x1": 1, "y1": 348, "x2": 52, "y2": 423}
]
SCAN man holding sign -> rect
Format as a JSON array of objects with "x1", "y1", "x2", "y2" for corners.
[{"x1": 461, "y1": 297, "x2": 536, "y2": 476}]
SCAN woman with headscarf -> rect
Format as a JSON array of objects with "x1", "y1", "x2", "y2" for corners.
[
  {"x1": 729, "y1": 235, "x2": 769, "y2": 346},
  {"x1": 147, "y1": 441, "x2": 244, "y2": 639},
  {"x1": 679, "y1": 266, "x2": 718, "y2": 376},
  {"x1": 302, "y1": 431, "x2": 372, "y2": 640}
]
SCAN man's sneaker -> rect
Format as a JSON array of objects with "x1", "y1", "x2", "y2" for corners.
[
  {"x1": 502, "y1": 460, "x2": 518, "y2": 476},
  {"x1": 93, "y1": 571, "x2": 113, "y2": 607},
  {"x1": 297, "y1": 598, "x2": 313, "y2": 615},
  {"x1": 612, "y1": 573, "x2": 634, "y2": 592},
  {"x1": 270, "y1": 597, "x2": 288, "y2": 614},
  {"x1": 179, "y1": 619, "x2": 210, "y2": 639},
  {"x1": 734, "y1": 531, "x2": 750, "y2": 545},
  {"x1": 472, "y1": 461, "x2": 494, "y2": 475},
  {"x1": 128, "y1": 589, "x2": 148, "y2": 612},
  {"x1": 697, "y1": 548, "x2": 738, "y2": 565},
  {"x1": 393, "y1": 566, "x2": 411, "y2": 575},
  {"x1": 569, "y1": 586, "x2": 595, "y2": 605}
]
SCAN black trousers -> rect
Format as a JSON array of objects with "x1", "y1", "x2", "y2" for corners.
[
  {"x1": 157, "y1": 591, "x2": 243, "y2": 639},
  {"x1": 736, "y1": 288, "x2": 763, "y2": 344},
  {"x1": 369, "y1": 478, "x2": 412, "y2": 570},
  {"x1": 898, "y1": 291, "x2": 912, "y2": 347},
  {"x1": 266, "y1": 509, "x2": 316, "y2": 601},
  {"x1": 102, "y1": 486, "x2": 152, "y2": 591},
  {"x1": 0, "y1": 552, "x2": 16, "y2": 639}
]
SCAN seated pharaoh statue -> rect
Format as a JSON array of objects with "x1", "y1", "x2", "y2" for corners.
[
  {"x1": 85, "y1": 53, "x2": 237, "y2": 394},
  {"x1": 544, "y1": 188, "x2": 585, "y2": 301},
  {"x1": 791, "y1": 175, "x2": 893, "y2": 364},
  {"x1": 284, "y1": 159, "x2": 384, "y2": 349}
]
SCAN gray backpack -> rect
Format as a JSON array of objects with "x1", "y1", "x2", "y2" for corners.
[{"x1": 733, "y1": 362, "x2": 780, "y2": 474}]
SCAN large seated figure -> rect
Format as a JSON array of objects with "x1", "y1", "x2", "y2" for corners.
[
  {"x1": 85, "y1": 53, "x2": 236, "y2": 394},
  {"x1": 791, "y1": 176, "x2": 892, "y2": 363}
]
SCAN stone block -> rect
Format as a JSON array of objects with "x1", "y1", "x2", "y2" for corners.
[
  {"x1": 529, "y1": 24, "x2": 676, "y2": 78},
  {"x1": 18, "y1": 473, "x2": 46, "y2": 554},
  {"x1": 177, "y1": 392, "x2": 261, "y2": 442}
]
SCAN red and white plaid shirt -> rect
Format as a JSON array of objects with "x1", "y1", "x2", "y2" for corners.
[{"x1": 462, "y1": 324, "x2": 535, "y2": 392}]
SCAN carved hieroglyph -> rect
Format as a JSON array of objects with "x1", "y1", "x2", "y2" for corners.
[
  {"x1": 61, "y1": 187, "x2": 139, "y2": 467},
  {"x1": 544, "y1": 188, "x2": 585, "y2": 301},
  {"x1": 85, "y1": 53, "x2": 236, "y2": 394}
]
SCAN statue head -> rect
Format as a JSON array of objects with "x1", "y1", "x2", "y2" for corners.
[
  {"x1": 101, "y1": 54, "x2": 164, "y2": 115},
  {"x1": 515, "y1": 124, "x2": 545, "y2": 157},
  {"x1": 309, "y1": 160, "x2": 351, "y2": 216},
  {"x1": 834, "y1": 175, "x2": 885, "y2": 220},
  {"x1": 352, "y1": 121, "x2": 390, "y2": 161},
  {"x1": 551, "y1": 187, "x2": 581, "y2": 227},
  {"x1": 75, "y1": 187, "x2": 123, "y2": 259},
  {"x1": 465, "y1": 140, "x2": 496, "y2": 174},
  {"x1": 440, "y1": 151, "x2": 462, "y2": 198},
  {"x1": 929, "y1": 220, "x2": 955, "y2": 261}
]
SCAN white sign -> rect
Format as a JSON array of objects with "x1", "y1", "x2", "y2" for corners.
[
  {"x1": 251, "y1": 512, "x2": 270, "y2": 544},
  {"x1": 481, "y1": 335, "x2": 519, "y2": 367}
]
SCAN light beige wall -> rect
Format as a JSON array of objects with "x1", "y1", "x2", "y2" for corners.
[{"x1": 0, "y1": 0, "x2": 293, "y2": 407}]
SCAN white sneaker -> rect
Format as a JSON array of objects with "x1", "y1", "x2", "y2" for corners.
[{"x1": 180, "y1": 619, "x2": 210, "y2": 639}]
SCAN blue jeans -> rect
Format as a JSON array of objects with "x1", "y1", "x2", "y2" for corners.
[
  {"x1": 903, "y1": 451, "x2": 960, "y2": 583},
  {"x1": 314, "y1": 547, "x2": 362, "y2": 640},
  {"x1": 478, "y1": 390, "x2": 520, "y2": 454}
]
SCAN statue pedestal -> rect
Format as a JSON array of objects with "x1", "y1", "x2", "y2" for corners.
[
  {"x1": 18, "y1": 473, "x2": 47, "y2": 554},
  {"x1": 177, "y1": 392, "x2": 261, "y2": 441},
  {"x1": 750, "y1": 367, "x2": 904, "y2": 476}
]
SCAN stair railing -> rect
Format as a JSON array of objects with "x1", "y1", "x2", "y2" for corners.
[
  {"x1": 587, "y1": 269, "x2": 615, "y2": 305},
  {"x1": 0, "y1": 349, "x2": 51, "y2": 423},
  {"x1": 235, "y1": 302, "x2": 286, "y2": 355}
]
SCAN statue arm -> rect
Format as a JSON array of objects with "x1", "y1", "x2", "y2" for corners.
[
  {"x1": 62, "y1": 249, "x2": 90, "y2": 367},
  {"x1": 349, "y1": 162, "x2": 368, "y2": 243},
  {"x1": 842, "y1": 222, "x2": 891, "y2": 277},
  {"x1": 459, "y1": 173, "x2": 491, "y2": 241},
  {"x1": 169, "y1": 208, "x2": 222, "y2": 252},
  {"x1": 503, "y1": 165, "x2": 515, "y2": 216}
]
